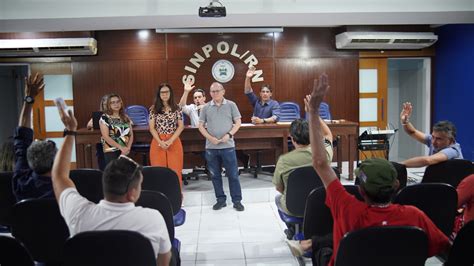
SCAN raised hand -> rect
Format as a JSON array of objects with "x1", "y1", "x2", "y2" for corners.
[
  {"x1": 246, "y1": 66, "x2": 256, "y2": 78},
  {"x1": 56, "y1": 104, "x2": 78, "y2": 132},
  {"x1": 25, "y1": 73, "x2": 45, "y2": 98},
  {"x1": 304, "y1": 73, "x2": 329, "y2": 113},
  {"x1": 400, "y1": 102, "x2": 412, "y2": 123},
  {"x1": 184, "y1": 79, "x2": 195, "y2": 92}
]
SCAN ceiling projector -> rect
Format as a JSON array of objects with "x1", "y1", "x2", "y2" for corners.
[{"x1": 199, "y1": 1, "x2": 226, "y2": 17}]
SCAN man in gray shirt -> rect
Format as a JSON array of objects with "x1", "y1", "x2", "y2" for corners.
[{"x1": 198, "y1": 82, "x2": 244, "y2": 211}]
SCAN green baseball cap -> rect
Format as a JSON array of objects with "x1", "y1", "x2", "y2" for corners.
[{"x1": 355, "y1": 158, "x2": 397, "y2": 196}]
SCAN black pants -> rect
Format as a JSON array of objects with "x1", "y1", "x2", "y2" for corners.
[
  {"x1": 104, "y1": 150, "x2": 121, "y2": 167},
  {"x1": 311, "y1": 234, "x2": 333, "y2": 266}
]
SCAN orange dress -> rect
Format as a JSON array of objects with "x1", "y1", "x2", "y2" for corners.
[{"x1": 149, "y1": 108, "x2": 184, "y2": 189}]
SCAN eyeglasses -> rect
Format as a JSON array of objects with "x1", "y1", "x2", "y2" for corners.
[
  {"x1": 110, "y1": 100, "x2": 121, "y2": 104},
  {"x1": 210, "y1": 89, "x2": 222, "y2": 93},
  {"x1": 118, "y1": 155, "x2": 141, "y2": 194}
]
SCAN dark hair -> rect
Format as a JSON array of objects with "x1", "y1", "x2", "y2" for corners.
[
  {"x1": 152, "y1": 83, "x2": 179, "y2": 114},
  {"x1": 359, "y1": 181, "x2": 397, "y2": 204},
  {"x1": 289, "y1": 119, "x2": 310, "y2": 145},
  {"x1": 433, "y1": 120, "x2": 456, "y2": 140},
  {"x1": 193, "y1": 88, "x2": 206, "y2": 97},
  {"x1": 104, "y1": 93, "x2": 130, "y2": 123},
  {"x1": 0, "y1": 137, "x2": 14, "y2": 172},
  {"x1": 27, "y1": 140, "x2": 57, "y2": 174},
  {"x1": 102, "y1": 156, "x2": 143, "y2": 196},
  {"x1": 261, "y1": 84, "x2": 272, "y2": 92}
]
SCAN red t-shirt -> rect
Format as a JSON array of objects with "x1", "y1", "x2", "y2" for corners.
[
  {"x1": 457, "y1": 174, "x2": 474, "y2": 223},
  {"x1": 325, "y1": 180, "x2": 450, "y2": 266}
]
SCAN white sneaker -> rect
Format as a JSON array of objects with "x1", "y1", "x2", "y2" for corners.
[{"x1": 286, "y1": 239, "x2": 305, "y2": 257}]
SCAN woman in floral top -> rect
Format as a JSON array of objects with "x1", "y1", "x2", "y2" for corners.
[
  {"x1": 99, "y1": 93, "x2": 134, "y2": 165},
  {"x1": 149, "y1": 83, "x2": 184, "y2": 189}
]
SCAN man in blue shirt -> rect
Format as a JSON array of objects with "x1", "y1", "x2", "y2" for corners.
[
  {"x1": 400, "y1": 102, "x2": 463, "y2": 167},
  {"x1": 244, "y1": 66, "x2": 280, "y2": 124},
  {"x1": 13, "y1": 73, "x2": 57, "y2": 201}
]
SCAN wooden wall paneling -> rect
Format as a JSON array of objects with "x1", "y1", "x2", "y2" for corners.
[
  {"x1": 274, "y1": 28, "x2": 358, "y2": 58},
  {"x1": 167, "y1": 33, "x2": 274, "y2": 59},
  {"x1": 73, "y1": 30, "x2": 166, "y2": 62},
  {"x1": 274, "y1": 58, "x2": 358, "y2": 122},
  {"x1": 168, "y1": 58, "x2": 274, "y2": 123},
  {"x1": 72, "y1": 60, "x2": 167, "y2": 126},
  {"x1": 30, "y1": 62, "x2": 72, "y2": 74}
]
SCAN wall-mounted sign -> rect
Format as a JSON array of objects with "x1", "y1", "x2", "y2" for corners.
[
  {"x1": 211, "y1": 59, "x2": 234, "y2": 83},
  {"x1": 182, "y1": 41, "x2": 264, "y2": 85}
]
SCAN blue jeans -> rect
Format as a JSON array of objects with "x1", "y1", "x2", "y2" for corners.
[{"x1": 205, "y1": 148, "x2": 242, "y2": 203}]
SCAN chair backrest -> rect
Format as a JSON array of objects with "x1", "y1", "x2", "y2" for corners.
[
  {"x1": 0, "y1": 236, "x2": 35, "y2": 266},
  {"x1": 354, "y1": 161, "x2": 407, "y2": 192},
  {"x1": 63, "y1": 230, "x2": 156, "y2": 266},
  {"x1": 445, "y1": 220, "x2": 474, "y2": 266},
  {"x1": 69, "y1": 169, "x2": 104, "y2": 203},
  {"x1": 303, "y1": 184, "x2": 363, "y2": 239},
  {"x1": 422, "y1": 159, "x2": 473, "y2": 188},
  {"x1": 335, "y1": 226, "x2": 428, "y2": 266},
  {"x1": 394, "y1": 183, "x2": 457, "y2": 236},
  {"x1": 125, "y1": 105, "x2": 149, "y2": 126},
  {"x1": 286, "y1": 166, "x2": 323, "y2": 216},
  {"x1": 136, "y1": 190, "x2": 175, "y2": 241},
  {"x1": 142, "y1": 166, "x2": 182, "y2": 215},
  {"x1": 279, "y1": 102, "x2": 301, "y2": 122},
  {"x1": 11, "y1": 198, "x2": 70, "y2": 264},
  {"x1": 319, "y1": 102, "x2": 332, "y2": 120},
  {"x1": 0, "y1": 172, "x2": 16, "y2": 227}
]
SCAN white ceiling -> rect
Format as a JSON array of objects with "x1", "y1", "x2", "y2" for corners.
[{"x1": 1, "y1": 0, "x2": 473, "y2": 32}]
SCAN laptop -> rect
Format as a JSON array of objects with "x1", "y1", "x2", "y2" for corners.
[{"x1": 92, "y1": 111, "x2": 103, "y2": 130}]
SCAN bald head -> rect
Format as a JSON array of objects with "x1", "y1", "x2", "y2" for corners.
[{"x1": 210, "y1": 82, "x2": 225, "y2": 102}]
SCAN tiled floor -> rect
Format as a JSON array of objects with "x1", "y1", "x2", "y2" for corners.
[{"x1": 178, "y1": 163, "x2": 443, "y2": 265}]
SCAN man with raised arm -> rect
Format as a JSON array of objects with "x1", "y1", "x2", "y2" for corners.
[
  {"x1": 285, "y1": 74, "x2": 449, "y2": 266},
  {"x1": 178, "y1": 80, "x2": 207, "y2": 127},
  {"x1": 244, "y1": 66, "x2": 280, "y2": 124},
  {"x1": 52, "y1": 106, "x2": 172, "y2": 266},
  {"x1": 400, "y1": 102, "x2": 463, "y2": 167},
  {"x1": 13, "y1": 73, "x2": 57, "y2": 201}
]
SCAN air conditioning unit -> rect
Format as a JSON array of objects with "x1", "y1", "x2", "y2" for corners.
[
  {"x1": 335, "y1": 32, "x2": 438, "y2": 50},
  {"x1": 0, "y1": 38, "x2": 97, "y2": 57}
]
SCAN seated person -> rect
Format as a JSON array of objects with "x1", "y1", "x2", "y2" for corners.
[
  {"x1": 178, "y1": 79, "x2": 206, "y2": 127},
  {"x1": 13, "y1": 73, "x2": 57, "y2": 202},
  {"x1": 273, "y1": 118, "x2": 333, "y2": 217},
  {"x1": 244, "y1": 66, "x2": 280, "y2": 124},
  {"x1": 52, "y1": 106, "x2": 172, "y2": 266},
  {"x1": 86, "y1": 94, "x2": 110, "y2": 129},
  {"x1": 400, "y1": 102, "x2": 463, "y2": 167},
  {"x1": 286, "y1": 74, "x2": 450, "y2": 266}
]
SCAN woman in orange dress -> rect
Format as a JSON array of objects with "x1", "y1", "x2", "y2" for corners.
[{"x1": 149, "y1": 83, "x2": 184, "y2": 189}]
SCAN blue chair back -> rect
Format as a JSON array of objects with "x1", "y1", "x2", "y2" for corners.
[
  {"x1": 125, "y1": 105, "x2": 149, "y2": 126},
  {"x1": 279, "y1": 102, "x2": 301, "y2": 122},
  {"x1": 319, "y1": 102, "x2": 332, "y2": 120}
]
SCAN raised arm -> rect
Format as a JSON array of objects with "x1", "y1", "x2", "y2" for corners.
[
  {"x1": 51, "y1": 104, "x2": 77, "y2": 201},
  {"x1": 178, "y1": 80, "x2": 195, "y2": 108},
  {"x1": 305, "y1": 74, "x2": 337, "y2": 188},
  {"x1": 244, "y1": 66, "x2": 255, "y2": 94},
  {"x1": 400, "y1": 102, "x2": 425, "y2": 143},
  {"x1": 19, "y1": 73, "x2": 45, "y2": 128}
]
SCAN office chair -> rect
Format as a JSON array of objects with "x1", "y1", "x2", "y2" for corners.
[
  {"x1": 69, "y1": 168, "x2": 103, "y2": 203},
  {"x1": 63, "y1": 230, "x2": 156, "y2": 266},
  {"x1": 141, "y1": 166, "x2": 186, "y2": 227},
  {"x1": 319, "y1": 102, "x2": 332, "y2": 120},
  {"x1": 0, "y1": 235, "x2": 35, "y2": 266},
  {"x1": 125, "y1": 105, "x2": 150, "y2": 165},
  {"x1": 394, "y1": 183, "x2": 458, "y2": 236},
  {"x1": 279, "y1": 102, "x2": 301, "y2": 122},
  {"x1": 334, "y1": 226, "x2": 428, "y2": 266},
  {"x1": 136, "y1": 190, "x2": 181, "y2": 264},
  {"x1": 0, "y1": 172, "x2": 15, "y2": 232},
  {"x1": 277, "y1": 166, "x2": 323, "y2": 240},
  {"x1": 11, "y1": 198, "x2": 70, "y2": 265},
  {"x1": 422, "y1": 159, "x2": 473, "y2": 188},
  {"x1": 445, "y1": 220, "x2": 474, "y2": 266}
]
